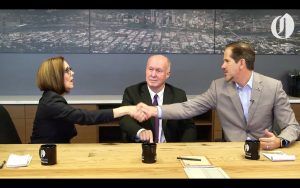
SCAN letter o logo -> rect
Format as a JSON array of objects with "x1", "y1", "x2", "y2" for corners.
[{"x1": 271, "y1": 13, "x2": 294, "y2": 39}]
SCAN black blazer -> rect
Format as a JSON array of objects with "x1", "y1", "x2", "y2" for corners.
[
  {"x1": 31, "y1": 91, "x2": 114, "y2": 144},
  {"x1": 120, "y1": 82, "x2": 197, "y2": 142}
]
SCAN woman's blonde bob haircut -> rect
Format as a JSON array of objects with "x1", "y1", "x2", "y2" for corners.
[{"x1": 36, "y1": 56, "x2": 66, "y2": 95}]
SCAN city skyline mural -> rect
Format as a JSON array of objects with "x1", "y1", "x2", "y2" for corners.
[{"x1": 0, "y1": 9, "x2": 299, "y2": 54}]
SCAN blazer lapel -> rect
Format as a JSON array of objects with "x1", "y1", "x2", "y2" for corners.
[
  {"x1": 227, "y1": 81, "x2": 245, "y2": 122},
  {"x1": 161, "y1": 86, "x2": 173, "y2": 139},
  {"x1": 247, "y1": 72, "x2": 263, "y2": 123},
  {"x1": 140, "y1": 84, "x2": 152, "y2": 105}
]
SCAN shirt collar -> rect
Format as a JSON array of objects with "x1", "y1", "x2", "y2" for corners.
[
  {"x1": 148, "y1": 86, "x2": 164, "y2": 100},
  {"x1": 235, "y1": 71, "x2": 254, "y2": 89}
]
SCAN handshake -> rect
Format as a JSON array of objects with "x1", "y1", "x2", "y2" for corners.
[{"x1": 128, "y1": 102, "x2": 158, "y2": 122}]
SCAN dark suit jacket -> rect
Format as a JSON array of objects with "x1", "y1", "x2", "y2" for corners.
[
  {"x1": 120, "y1": 81, "x2": 197, "y2": 142},
  {"x1": 31, "y1": 91, "x2": 114, "y2": 144}
]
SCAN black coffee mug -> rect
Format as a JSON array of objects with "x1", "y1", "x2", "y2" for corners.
[
  {"x1": 142, "y1": 143, "x2": 157, "y2": 163},
  {"x1": 244, "y1": 140, "x2": 260, "y2": 160},
  {"x1": 39, "y1": 144, "x2": 57, "y2": 165}
]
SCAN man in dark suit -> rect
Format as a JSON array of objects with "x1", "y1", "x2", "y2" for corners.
[{"x1": 120, "y1": 54, "x2": 197, "y2": 143}]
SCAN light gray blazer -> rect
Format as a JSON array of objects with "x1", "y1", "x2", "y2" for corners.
[{"x1": 161, "y1": 72, "x2": 300, "y2": 142}]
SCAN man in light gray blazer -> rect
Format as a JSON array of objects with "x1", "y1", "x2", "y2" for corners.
[{"x1": 139, "y1": 41, "x2": 300, "y2": 150}]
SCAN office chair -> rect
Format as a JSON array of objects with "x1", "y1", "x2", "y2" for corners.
[{"x1": 0, "y1": 104, "x2": 22, "y2": 144}]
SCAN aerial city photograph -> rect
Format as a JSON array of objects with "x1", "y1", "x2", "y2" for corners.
[{"x1": 0, "y1": 9, "x2": 299, "y2": 54}]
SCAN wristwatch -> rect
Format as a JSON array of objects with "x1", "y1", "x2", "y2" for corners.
[{"x1": 279, "y1": 137, "x2": 290, "y2": 148}]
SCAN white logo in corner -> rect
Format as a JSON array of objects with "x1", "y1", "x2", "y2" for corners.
[
  {"x1": 271, "y1": 13, "x2": 294, "y2": 39},
  {"x1": 40, "y1": 149, "x2": 46, "y2": 158},
  {"x1": 244, "y1": 144, "x2": 250, "y2": 152}
]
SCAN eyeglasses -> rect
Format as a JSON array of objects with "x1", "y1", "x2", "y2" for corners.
[{"x1": 64, "y1": 66, "x2": 73, "y2": 74}]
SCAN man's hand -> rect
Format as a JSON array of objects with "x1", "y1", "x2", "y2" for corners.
[
  {"x1": 259, "y1": 129, "x2": 281, "y2": 150},
  {"x1": 137, "y1": 102, "x2": 158, "y2": 119},
  {"x1": 129, "y1": 106, "x2": 148, "y2": 122},
  {"x1": 139, "y1": 129, "x2": 154, "y2": 143}
]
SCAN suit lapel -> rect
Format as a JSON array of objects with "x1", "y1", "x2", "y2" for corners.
[
  {"x1": 161, "y1": 86, "x2": 173, "y2": 139},
  {"x1": 140, "y1": 84, "x2": 152, "y2": 105},
  {"x1": 227, "y1": 81, "x2": 245, "y2": 122},
  {"x1": 247, "y1": 72, "x2": 263, "y2": 123},
  {"x1": 162, "y1": 86, "x2": 173, "y2": 105}
]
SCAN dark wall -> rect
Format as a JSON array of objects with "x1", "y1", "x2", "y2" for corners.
[{"x1": 0, "y1": 53, "x2": 298, "y2": 96}]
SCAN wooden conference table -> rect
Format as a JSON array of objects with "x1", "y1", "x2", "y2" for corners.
[{"x1": 0, "y1": 142, "x2": 299, "y2": 178}]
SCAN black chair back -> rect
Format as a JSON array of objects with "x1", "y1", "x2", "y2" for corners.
[{"x1": 0, "y1": 105, "x2": 22, "y2": 144}]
